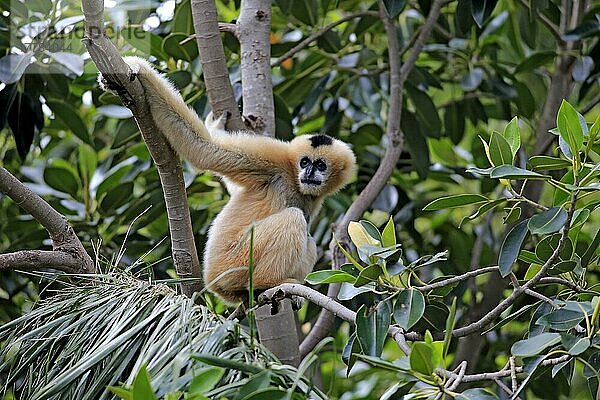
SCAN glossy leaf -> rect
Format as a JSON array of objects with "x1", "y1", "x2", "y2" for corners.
[
  {"x1": 560, "y1": 333, "x2": 590, "y2": 355},
  {"x1": 356, "y1": 304, "x2": 390, "y2": 357},
  {"x1": 188, "y1": 367, "x2": 224, "y2": 394},
  {"x1": 511, "y1": 332, "x2": 561, "y2": 357},
  {"x1": 381, "y1": 216, "x2": 396, "y2": 248},
  {"x1": 557, "y1": 100, "x2": 584, "y2": 157},
  {"x1": 498, "y1": 220, "x2": 529, "y2": 277},
  {"x1": 502, "y1": 117, "x2": 521, "y2": 156},
  {"x1": 410, "y1": 342, "x2": 434, "y2": 375},
  {"x1": 529, "y1": 155, "x2": 572, "y2": 171},
  {"x1": 44, "y1": 164, "x2": 80, "y2": 199},
  {"x1": 488, "y1": 131, "x2": 513, "y2": 166},
  {"x1": 528, "y1": 207, "x2": 568, "y2": 235},
  {"x1": 131, "y1": 365, "x2": 157, "y2": 400},
  {"x1": 423, "y1": 194, "x2": 488, "y2": 210},
  {"x1": 305, "y1": 270, "x2": 356, "y2": 284},
  {"x1": 348, "y1": 221, "x2": 380, "y2": 247},
  {"x1": 490, "y1": 165, "x2": 549, "y2": 180},
  {"x1": 393, "y1": 288, "x2": 425, "y2": 330},
  {"x1": 383, "y1": 0, "x2": 406, "y2": 17},
  {"x1": 536, "y1": 309, "x2": 584, "y2": 331},
  {"x1": 354, "y1": 264, "x2": 383, "y2": 287}
]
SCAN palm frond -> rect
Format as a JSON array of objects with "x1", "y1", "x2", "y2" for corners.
[{"x1": 0, "y1": 274, "x2": 323, "y2": 399}]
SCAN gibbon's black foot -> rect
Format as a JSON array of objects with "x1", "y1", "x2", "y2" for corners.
[{"x1": 290, "y1": 295, "x2": 305, "y2": 311}]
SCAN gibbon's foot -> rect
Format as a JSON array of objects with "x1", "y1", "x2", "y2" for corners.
[
  {"x1": 205, "y1": 110, "x2": 229, "y2": 132},
  {"x1": 290, "y1": 295, "x2": 305, "y2": 311}
]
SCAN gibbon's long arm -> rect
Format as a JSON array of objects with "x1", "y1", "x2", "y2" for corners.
[{"x1": 121, "y1": 57, "x2": 290, "y2": 185}]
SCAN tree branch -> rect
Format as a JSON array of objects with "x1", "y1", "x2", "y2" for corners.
[
  {"x1": 82, "y1": 0, "x2": 201, "y2": 297},
  {"x1": 300, "y1": 0, "x2": 447, "y2": 358},
  {"x1": 271, "y1": 11, "x2": 380, "y2": 67},
  {"x1": 237, "y1": 0, "x2": 275, "y2": 135},
  {"x1": 191, "y1": 0, "x2": 245, "y2": 131},
  {"x1": 0, "y1": 167, "x2": 94, "y2": 273},
  {"x1": 259, "y1": 283, "x2": 411, "y2": 355}
]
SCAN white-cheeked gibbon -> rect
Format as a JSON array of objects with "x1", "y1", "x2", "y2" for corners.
[{"x1": 100, "y1": 57, "x2": 356, "y2": 304}]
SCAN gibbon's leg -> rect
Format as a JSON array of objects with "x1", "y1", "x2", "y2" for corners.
[{"x1": 251, "y1": 207, "x2": 316, "y2": 289}]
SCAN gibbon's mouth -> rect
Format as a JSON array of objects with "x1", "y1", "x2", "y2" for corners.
[{"x1": 301, "y1": 179, "x2": 322, "y2": 186}]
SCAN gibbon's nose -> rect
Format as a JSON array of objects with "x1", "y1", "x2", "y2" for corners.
[{"x1": 304, "y1": 164, "x2": 315, "y2": 178}]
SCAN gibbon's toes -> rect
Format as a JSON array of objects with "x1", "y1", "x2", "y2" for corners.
[{"x1": 290, "y1": 295, "x2": 305, "y2": 311}]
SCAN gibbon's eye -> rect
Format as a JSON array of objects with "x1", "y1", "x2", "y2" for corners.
[
  {"x1": 314, "y1": 159, "x2": 327, "y2": 172},
  {"x1": 300, "y1": 157, "x2": 311, "y2": 168}
]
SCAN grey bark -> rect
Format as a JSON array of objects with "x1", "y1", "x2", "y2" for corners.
[
  {"x1": 82, "y1": 0, "x2": 202, "y2": 297},
  {"x1": 0, "y1": 166, "x2": 94, "y2": 273}
]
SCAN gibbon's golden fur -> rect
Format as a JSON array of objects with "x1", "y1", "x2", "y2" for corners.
[{"x1": 101, "y1": 57, "x2": 356, "y2": 304}]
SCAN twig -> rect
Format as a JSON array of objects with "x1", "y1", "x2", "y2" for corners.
[
  {"x1": 538, "y1": 277, "x2": 584, "y2": 292},
  {"x1": 509, "y1": 356, "x2": 517, "y2": 392},
  {"x1": 0, "y1": 167, "x2": 94, "y2": 273},
  {"x1": 581, "y1": 91, "x2": 600, "y2": 115},
  {"x1": 415, "y1": 266, "x2": 499, "y2": 292},
  {"x1": 259, "y1": 283, "x2": 411, "y2": 355},
  {"x1": 300, "y1": 0, "x2": 447, "y2": 358},
  {"x1": 272, "y1": 11, "x2": 379, "y2": 67},
  {"x1": 450, "y1": 184, "x2": 579, "y2": 338},
  {"x1": 494, "y1": 378, "x2": 522, "y2": 400}
]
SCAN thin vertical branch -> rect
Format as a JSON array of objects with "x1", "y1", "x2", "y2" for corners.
[
  {"x1": 300, "y1": 0, "x2": 447, "y2": 357},
  {"x1": 191, "y1": 0, "x2": 245, "y2": 131},
  {"x1": 237, "y1": 0, "x2": 275, "y2": 136}
]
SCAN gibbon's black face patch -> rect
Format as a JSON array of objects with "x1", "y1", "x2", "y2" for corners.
[{"x1": 309, "y1": 134, "x2": 333, "y2": 148}]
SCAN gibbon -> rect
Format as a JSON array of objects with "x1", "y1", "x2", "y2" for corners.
[{"x1": 100, "y1": 57, "x2": 356, "y2": 304}]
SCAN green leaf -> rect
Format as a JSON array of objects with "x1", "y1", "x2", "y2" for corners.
[
  {"x1": 529, "y1": 155, "x2": 572, "y2": 171},
  {"x1": 393, "y1": 288, "x2": 425, "y2": 330},
  {"x1": 172, "y1": 0, "x2": 194, "y2": 35},
  {"x1": 502, "y1": 117, "x2": 521, "y2": 156},
  {"x1": 408, "y1": 85, "x2": 442, "y2": 138},
  {"x1": 356, "y1": 304, "x2": 390, "y2": 357},
  {"x1": 44, "y1": 163, "x2": 81, "y2": 199},
  {"x1": 488, "y1": 131, "x2": 513, "y2": 166},
  {"x1": 381, "y1": 216, "x2": 396, "y2": 248},
  {"x1": 498, "y1": 220, "x2": 529, "y2": 277},
  {"x1": 490, "y1": 165, "x2": 549, "y2": 180},
  {"x1": 560, "y1": 333, "x2": 590, "y2": 355},
  {"x1": 78, "y1": 144, "x2": 97, "y2": 184},
  {"x1": 459, "y1": 199, "x2": 506, "y2": 227},
  {"x1": 359, "y1": 220, "x2": 383, "y2": 244},
  {"x1": 511, "y1": 332, "x2": 561, "y2": 357},
  {"x1": 162, "y1": 33, "x2": 199, "y2": 62},
  {"x1": 423, "y1": 194, "x2": 488, "y2": 211},
  {"x1": 383, "y1": 0, "x2": 406, "y2": 17},
  {"x1": 354, "y1": 264, "x2": 383, "y2": 287},
  {"x1": 547, "y1": 260, "x2": 577, "y2": 276},
  {"x1": 443, "y1": 297, "x2": 457, "y2": 360},
  {"x1": 107, "y1": 387, "x2": 133, "y2": 400},
  {"x1": 535, "y1": 234, "x2": 573, "y2": 262},
  {"x1": 528, "y1": 207, "x2": 568, "y2": 235},
  {"x1": 410, "y1": 342, "x2": 434, "y2": 375},
  {"x1": 515, "y1": 51, "x2": 556, "y2": 73},
  {"x1": 305, "y1": 270, "x2": 356, "y2": 284},
  {"x1": 132, "y1": 365, "x2": 157, "y2": 400},
  {"x1": 241, "y1": 388, "x2": 288, "y2": 400},
  {"x1": 47, "y1": 100, "x2": 91, "y2": 144},
  {"x1": 188, "y1": 367, "x2": 224, "y2": 394},
  {"x1": 121, "y1": 27, "x2": 167, "y2": 59},
  {"x1": 557, "y1": 100, "x2": 584, "y2": 158},
  {"x1": 536, "y1": 309, "x2": 584, "y2": 331},
  {"x1": 100, "y1": 182, "x2": 134, "y2": 212}
]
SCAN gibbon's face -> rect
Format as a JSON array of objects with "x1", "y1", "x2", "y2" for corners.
[{"x1": 290, "y1": 134, "x2": 356, "y2": 196}]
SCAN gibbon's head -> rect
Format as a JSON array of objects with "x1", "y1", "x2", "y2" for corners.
[{"x1": 289, "y1": 134, "x2": 356, "y2": 196}]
